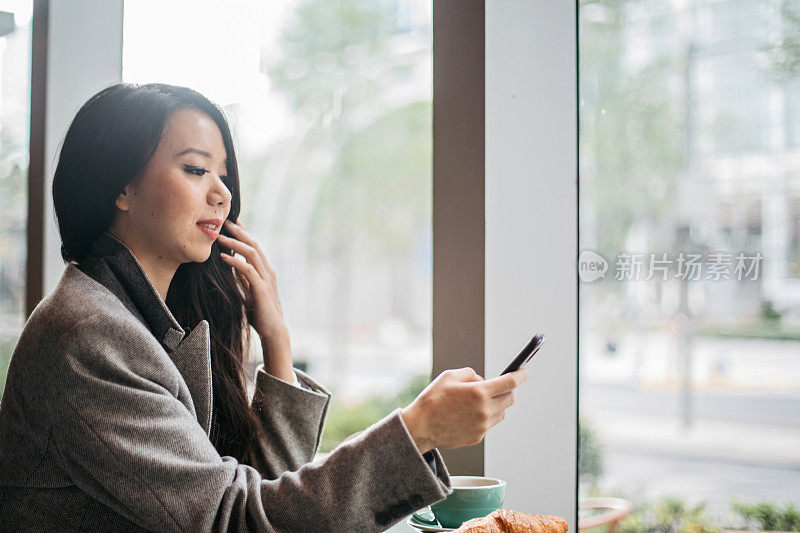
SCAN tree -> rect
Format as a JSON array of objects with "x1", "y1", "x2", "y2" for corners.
[
  {"x1": 579, "y1": 0, "x2": 684, "y2": 259},
  {"x1": 263, "y1": 0, "x2": 433, "y2": 408},
  {"x1": 763, "y1": 0, "x2": 800, "y2": 79}
]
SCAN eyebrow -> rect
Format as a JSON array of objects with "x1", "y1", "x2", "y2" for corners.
[{"x1": 176, "y1": 147, "x2": 227, "y2": 165}]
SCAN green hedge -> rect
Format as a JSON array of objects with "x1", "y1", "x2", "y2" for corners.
[
  {"x1": 582, "y1": 487, "x2": 800, "y2": 532},
  {"x1": 318, "y1": 372, "x2": 430, "y2": 453}
]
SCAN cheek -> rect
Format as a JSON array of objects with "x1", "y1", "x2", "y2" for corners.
[
  {"x1": 138, "y1": 194, "x2": 177, "y2": 228},
  {"x1": 150, "y1": 177, "x2": 200, "y2": 223}
]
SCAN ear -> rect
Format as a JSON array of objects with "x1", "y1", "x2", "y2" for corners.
[{"x1": 115, "y1": 185, "x2": 132, "y2": 212}]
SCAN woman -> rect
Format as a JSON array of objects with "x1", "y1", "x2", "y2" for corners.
[{"x1": 0, "y1": 83, "x2": 528, "y2": 532}]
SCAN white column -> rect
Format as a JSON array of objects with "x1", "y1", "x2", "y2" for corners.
[
  {"x1": 485, "y1": 0, "x2": 577, "y2": 527},
  {"x1": 43, "y1": 0, "x2": 123, "y2": 293}
]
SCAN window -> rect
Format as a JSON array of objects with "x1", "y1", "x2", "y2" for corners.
[
  {"x1": 123, "y1": 0, "x2": 433, "y2": 454},
  {"x1": 579, "y1": 0, "x2": 800, "y2": 528},
  {"x1": 0, "y1": 1, "x2": 32, "y2": 395}
]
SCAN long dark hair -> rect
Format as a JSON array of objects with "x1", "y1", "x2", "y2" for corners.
[{"x1": 52, "y1": 82, "x2": 261, "y2": 467}]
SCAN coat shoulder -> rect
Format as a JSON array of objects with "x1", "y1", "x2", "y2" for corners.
[
  {"x1": 28, "y1": 263, "x2": 135, "y2": 339},
  {"x1": 12, "y1": 264, "x2": 158, "y2": 377},
  {"x1": 8, "y1": 264, "x2": 181, "y2": 401}
]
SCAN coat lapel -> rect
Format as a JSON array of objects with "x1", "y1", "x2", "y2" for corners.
[
  {"x1": 77, "y1": 231, "x2": 216, "y2": 437},
  {"x1": 166, "y1": 319, "x2": 213, "y2": 436}
]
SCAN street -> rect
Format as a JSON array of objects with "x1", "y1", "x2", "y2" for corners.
[{"x1": 581, "y1": 376, "x2": 800, "y2": 520}]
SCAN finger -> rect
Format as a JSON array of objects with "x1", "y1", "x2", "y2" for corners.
[
  {"x1": 489, "y1": 389, "x2": 515, "y2": 409},
  {"x1": 220, "y1": 251, "x2": 262, "y2": 294},
  {"x1": 223, "y1": 219, "x2": 273, "y2": 275},
  {"x1": 217, "y1": 233, "x2": 269, "y2": 280},
  {"x1": 486, "y1": 410, "x2": 506, "y2": 429},
  {"x1": 448, "y1": 367, "x2": 484, "y2": 383},
  {"x1": 483, "y1": 368, "x2": 529, "y2": 397},
  {"x1": 238, "y1": 270, "x2": 251, "y2": 291},
  {"x1": 235, "y1": 268, "x2": 251, "y2": 299}
]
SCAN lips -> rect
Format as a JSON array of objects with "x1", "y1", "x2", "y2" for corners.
[
  {"x1": 197, "y1": 218, "x2": 223, "y2": 238},
  {"x1": 197, "y1": 218, "x2": 224, "y2": 227}
]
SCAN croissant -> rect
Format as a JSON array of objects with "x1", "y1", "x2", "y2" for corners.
[{"x1": 455, "y1": 509, "x2": 569, "y2": 533}]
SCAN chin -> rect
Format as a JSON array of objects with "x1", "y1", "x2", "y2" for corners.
[
  {"x1": 183, "y1": 241, "x2": 214, "y2": 264},
  {"x1": 197, "y1": 245, "x2": 215, "y2": 264}
]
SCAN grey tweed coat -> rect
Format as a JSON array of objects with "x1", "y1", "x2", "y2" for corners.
[{"x1": 0, "y1": 231, "x2": 452, "y2": 532}]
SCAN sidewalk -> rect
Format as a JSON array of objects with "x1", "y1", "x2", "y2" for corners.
[
  {"x1": 582, "y1": 331, "x2": 800, "y2": 392},
  {"x1": 585, "y1": 409, "x2": 800, "y2": 468}
]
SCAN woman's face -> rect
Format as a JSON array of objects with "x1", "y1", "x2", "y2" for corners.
[{"x1": 113, "y1": 107, "x2": 233, "y2": 267}]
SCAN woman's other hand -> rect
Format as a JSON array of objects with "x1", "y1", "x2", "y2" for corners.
[
  {"x1": 400, "y1": 367, "x2": 529, "y2": 454},
  {"x1": 217, "y1": 218, "x2": 293, "y2": 380}
]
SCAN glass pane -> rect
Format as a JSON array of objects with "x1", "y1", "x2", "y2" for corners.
[
  {"x1": 0, "y1": 1, "x2": 33, "y2": 395},
  {"x1": 579, "y1": 0, "x2": 800, "y2": 530},
  {"x1": 123, "y1": 0, "x2": 432, "y2": 456}
]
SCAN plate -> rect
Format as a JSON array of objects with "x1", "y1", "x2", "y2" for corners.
[{"x1": 407, "y1": 515, "x2": 457, "y2": 532}]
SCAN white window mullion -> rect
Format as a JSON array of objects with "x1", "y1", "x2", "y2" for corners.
[{"x1": 485, "y1": 0, "x2": 578, "y2": 526}]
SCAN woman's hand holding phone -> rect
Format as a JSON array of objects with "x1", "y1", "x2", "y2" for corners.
[
  {"x1": 400, "y1": 367, "x2": 529, "y2": 454},
  {"x1": 400, "y1": 334, "x2": 542, "y2": 454}
]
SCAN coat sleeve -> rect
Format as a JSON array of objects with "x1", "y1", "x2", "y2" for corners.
[
  {"x1": 249, "y1": 364, "x2": 331, "y2": 479},
  {"x1": 44, "y1": 314, "x2": 453, "y2": 532}
]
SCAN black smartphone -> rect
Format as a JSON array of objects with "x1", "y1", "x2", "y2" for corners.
[{"x1": 499, "y1": 334, "x2": 545, "y2": 376}]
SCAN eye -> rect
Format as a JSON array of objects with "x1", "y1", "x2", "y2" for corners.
[{"x1": 184, "y1": 165, "x2": 208, "y2": 176}]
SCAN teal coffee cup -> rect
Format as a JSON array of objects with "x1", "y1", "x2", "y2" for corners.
[{"x1": 412, "y1": 475, "x2": 506, "y2": 529}]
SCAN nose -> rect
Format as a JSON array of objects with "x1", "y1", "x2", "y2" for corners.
[{"x1": 208, "y1": 172, "x2": 232, "y2": 208}]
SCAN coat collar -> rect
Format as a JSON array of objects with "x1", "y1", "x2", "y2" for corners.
[
  {"x1": 76, "y1": 230, "x2": 213, "y2": 435},
  {"x1": 79, "y1": 231, "x2": 187, "y2": 352}
]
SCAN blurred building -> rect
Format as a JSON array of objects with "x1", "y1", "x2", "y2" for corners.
[{"x1": 617, "y1": 0, "x2": 800, "y2": 322}]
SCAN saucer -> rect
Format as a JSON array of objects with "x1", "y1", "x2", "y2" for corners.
[{"x1": 407, "y1": 515, "x2": 457, "y2": 532}]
